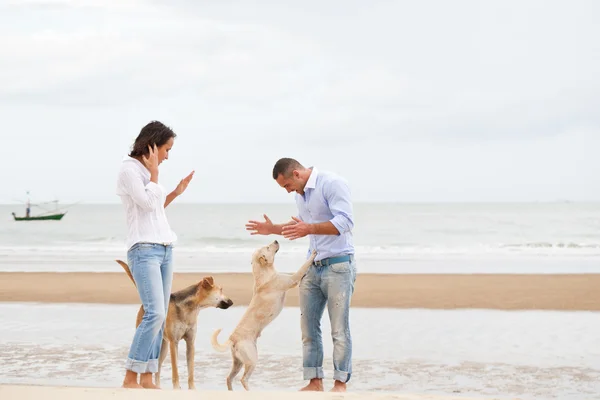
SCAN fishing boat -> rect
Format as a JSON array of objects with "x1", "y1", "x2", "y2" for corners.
[
  {"x1": 12, "y1": 211, "x2": 66, "y2": 221},
  {"x1": 11, "y1": 193, "x2": 75, "y2": 221}
]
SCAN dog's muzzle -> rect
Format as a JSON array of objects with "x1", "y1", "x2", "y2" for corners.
[{"x1": 217, "y1": 299, "x2": 233, "y2": 309}]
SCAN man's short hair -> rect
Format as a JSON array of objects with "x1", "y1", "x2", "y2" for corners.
[{"x1": 272, "y1": 158, "x2": 304, "y2": 179}]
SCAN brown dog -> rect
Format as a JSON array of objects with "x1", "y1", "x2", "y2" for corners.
[{"x1": 116, "y1": 259, "x2": 233, "y2": 390}]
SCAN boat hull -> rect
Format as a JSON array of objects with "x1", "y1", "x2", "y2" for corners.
[{"x1": 12, "y1": 213, "x2": 66, "y2": 221}]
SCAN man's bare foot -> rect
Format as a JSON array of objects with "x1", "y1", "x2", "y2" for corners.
[
  {"x1": 330, "y1": 380, "x2": 347, "y2": 392},
  {"x1": 300, "y1": 378, "x2": 324, "y2": 391}
]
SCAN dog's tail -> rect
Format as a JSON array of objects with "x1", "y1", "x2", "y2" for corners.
[
  {"x1": 211, "y1": 329, "x2": 232, "y2": 352},
  {"x1": 116, "y1": 259, "x2": 136, "y2": 288}
]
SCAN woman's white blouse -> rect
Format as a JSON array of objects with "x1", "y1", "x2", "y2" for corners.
[{"x1": 116, "y1": 156, "x2": 177, "y2": 250}]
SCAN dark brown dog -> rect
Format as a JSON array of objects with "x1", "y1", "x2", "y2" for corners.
[{"x1": 117, "y1": 259, "x2": 233, "y2": 389}]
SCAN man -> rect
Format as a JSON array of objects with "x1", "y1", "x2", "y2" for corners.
[{"x1": 245, "y1": 158, "x2": 356, "y2": 392}]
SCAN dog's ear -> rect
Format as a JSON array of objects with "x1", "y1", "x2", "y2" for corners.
[
  {"x1": 201, "y1": 276, "x2": 215, "y2": 290},
  {"x1": 258, "y1": 254, "x2": 267, "y2": 266}
]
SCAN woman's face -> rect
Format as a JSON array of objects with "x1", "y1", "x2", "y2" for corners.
[{"x1": 156, "y1": 137, "x2": 174, "y2": 164}]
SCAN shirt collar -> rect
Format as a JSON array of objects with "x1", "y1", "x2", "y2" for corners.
[
  {"x1": 305, "y1": 167, "x2": 318, "y2": 190},
  {"x1": 123, "y1": 155, "x2": 150, "y2": 177}
]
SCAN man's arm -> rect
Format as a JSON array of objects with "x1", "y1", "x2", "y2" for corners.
[
  {"x1": 270, "y1": 220, "x2": 297, "y2": 235},
  {"x1": 308, "y1": 221, "x2": 340, "y2": 235},
  {"x1": 246, "y1": 214, "x2": 297, "y2": 236},
  {"x1": 281, "y1": 178, "x2": 353, "y2": 240},
  {"x1": 314, "y1": 178, "x2": 354, "y2": 236}
]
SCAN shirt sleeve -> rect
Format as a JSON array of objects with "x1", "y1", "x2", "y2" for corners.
[
  {"x1": 324, "y1": 177, "x2": 354, "y2": 235},
  {"x1": 118, "y1": 168, "x2": 164, "y2": 212}
]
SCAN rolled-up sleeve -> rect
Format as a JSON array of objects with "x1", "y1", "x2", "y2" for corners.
[
  {"x1": 118, "y1": 168, "x2": 163, "y2": 212},
  {"x1": 325, "y1": 178, "x2": 354, "y2": 235}
]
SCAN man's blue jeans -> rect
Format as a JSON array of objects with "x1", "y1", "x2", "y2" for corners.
[
  {"x1": 125, "y1": 242, "x2": 173, "y2": 374},
  {"x1": 299, "y1": 257, "x2": 356, "y2": 383}
]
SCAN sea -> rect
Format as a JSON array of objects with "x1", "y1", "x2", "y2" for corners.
[
  {"x1": 0, "y1": 202, "x2": 600, "y2": 274},
  {"x1": 1, "y1": 202, "x2": 599, "y2": 399}
]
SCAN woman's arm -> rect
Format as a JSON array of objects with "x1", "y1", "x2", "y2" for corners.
[{"x1": 118, "y1": 168, "x2": 163, "y2": 212}]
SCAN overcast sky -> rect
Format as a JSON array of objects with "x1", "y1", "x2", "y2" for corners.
[{"x1": 1, "y1": 0, "x2": 599, "y2": 204}]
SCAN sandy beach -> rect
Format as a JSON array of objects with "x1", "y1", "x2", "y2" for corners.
[
  {"x1": 3, "y1": 271, "x2": 600, "y2": 398},
  {"x1": 0, "y1": 384, "x2": 519, "y2": 399},
  {"x1": 0, "y1": 272, "x2": 599, "y2": 310}
]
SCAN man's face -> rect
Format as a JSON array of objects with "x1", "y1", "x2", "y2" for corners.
[{"x1": 275, "y1": 171, "x2": 304, "y2": 194}]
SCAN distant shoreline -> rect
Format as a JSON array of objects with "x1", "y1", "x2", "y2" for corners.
[
  {"x1": 2, "y1": 200, "x2": 600, "y2": 206},
  {"x1": 1, "y1": 272, "x2": 599, "y2": 311}
]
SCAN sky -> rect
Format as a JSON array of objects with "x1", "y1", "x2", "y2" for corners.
[{"x1": 1, "y1": 0, "x2": 599, "y2": 204}]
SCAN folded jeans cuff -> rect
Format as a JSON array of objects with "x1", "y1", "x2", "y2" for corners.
[
  {"x1": 125, "y1": 358, "x2": 159, "y2": 374},
  {"x1": 333, "y1": 370, "x2": 351, "y2": 383},
  {"x1": 303, "y1": 367, "x2": 325, "y2": 380}
]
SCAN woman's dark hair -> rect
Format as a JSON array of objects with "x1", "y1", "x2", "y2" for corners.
[{"x1": 129, "y1": 121, "x2": 177, "y2": 157}]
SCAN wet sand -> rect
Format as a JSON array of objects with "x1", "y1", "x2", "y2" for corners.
[{"x1": 1, "y1": 272, "x2": 598, "y2": 310}]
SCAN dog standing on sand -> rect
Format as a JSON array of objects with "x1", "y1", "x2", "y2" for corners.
[
  {"x1": 116, "y1": 259, "x2": 234, "y2": 390},
  {"x1": 211, "y1": 240, "x2": 316, "y2": 390}
]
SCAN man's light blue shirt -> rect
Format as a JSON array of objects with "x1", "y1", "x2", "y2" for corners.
[{"x1": 295, "y1": 167, "x2": 355, "y2": 262}]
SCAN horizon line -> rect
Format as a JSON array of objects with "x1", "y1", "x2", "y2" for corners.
[{"x1": 0, "y1": 200, "x2": 597, "y2": 206}]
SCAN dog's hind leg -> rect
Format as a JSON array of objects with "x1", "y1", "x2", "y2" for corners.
[
  {"x1": 240, "y1": 363, "x2": 256, "y2": 391},
  {"x1": 226, "y1": 355, "x2": 243, "y2": 391},
  {"x1": 184, "y1": 331, "x2": 196, "y2": 390},
  {"x1": 169, "y1": 340, "x2": 181, "y2": 389},
  {"x1": 236, "y1": 340, "x2": 258, "y2": 391},
  {"x1": 156, "y1": 338, "x2": 169, "y2": 388}
]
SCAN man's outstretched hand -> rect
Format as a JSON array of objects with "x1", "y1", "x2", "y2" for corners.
[
  {"x1": 282, "y1": 216, "x2": 311, "y2": 240},
  {"x1": 246, "y1": 214, "x2": 275, "y2": 235}
]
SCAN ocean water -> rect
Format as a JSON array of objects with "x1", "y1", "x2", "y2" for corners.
[
  {"x1": 0, "y1": 303, "x2": 599, "y2": 399},
  {"x1": 1, "y1": 202, "x2": 599, "y2": 273}
]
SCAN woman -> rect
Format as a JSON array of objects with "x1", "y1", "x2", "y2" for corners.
[{"x1": 116, "y1": 120, "x2": 194, "y2": 389}]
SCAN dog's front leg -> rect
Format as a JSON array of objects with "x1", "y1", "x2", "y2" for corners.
[
  {"x1": 169, "y1": 340, "x2": 181, "y2": 389},
  {"x1": 184, "y1": 331, "x2": 196, "y2": 390},
  {"x1": 285, "y1": 250, "x2": 317, "y2": 289}
]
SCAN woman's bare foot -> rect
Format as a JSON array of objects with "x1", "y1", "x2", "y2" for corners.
[
  {"x1": 330, "y1": 380, "x2": 347, "y2": 392},
  {"x1": 140, "y1": 373, "x2": 160, "y2": 389},
  {"x1": 122, "y1": 370, "x2": 142, "y2": 389},
  {"x1": 122, "y1": 382, "x2": 143, "y2": 389},
  {"x1": 140, "y1": 382, "x2": 160, "y2": 389},
  {"x1": 300, "y1": 378, "x2": 324, "y2": 391}
]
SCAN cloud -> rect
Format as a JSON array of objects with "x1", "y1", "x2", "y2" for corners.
[
  {"x1": 5, "y1": 0, "x2": 146, "y2": 10},
  {"x1": 3, "y1": 0, "x2": 598, "y2": 131},
  {"x1": 0, "y1": 0, "x2": 599, "y2": 203},
  {"x1": 0, "y1": 1, "x2": 328, "y2": 108}
]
